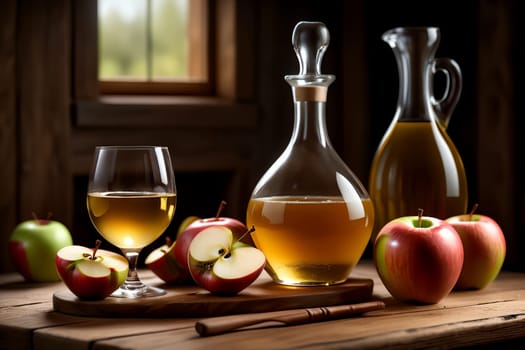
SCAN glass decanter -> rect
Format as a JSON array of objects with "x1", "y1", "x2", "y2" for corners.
[
  {"x1": 369, "y1": 27, "x2": 468, "y2": 237},
  {"x1": 246, "y1": 21, "x2": 374, "y2": 286}
]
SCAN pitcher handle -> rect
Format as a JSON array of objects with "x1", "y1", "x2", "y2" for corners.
[{"x1": 431, "y1": 57, "x2": 462, "y2": 129}]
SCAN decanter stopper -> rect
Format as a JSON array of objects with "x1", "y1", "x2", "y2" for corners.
[
  {"x1": 287, "y1": 22, "x2": 334, "y2": 101},
  {"x1": 291, "y1": 21, "x2": 330, "y2": 76}
]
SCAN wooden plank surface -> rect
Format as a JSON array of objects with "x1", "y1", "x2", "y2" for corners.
[
  {"x1": 89, "y1": 301, "x2": 525, "y2": 350},
  {"x1": 2, "y1": 262, "x2": 525, "y2": 350}
]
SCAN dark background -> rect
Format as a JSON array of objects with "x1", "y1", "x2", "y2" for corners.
[{"x1": 0, "y1": 0, "x2": 521, "y2": 271}]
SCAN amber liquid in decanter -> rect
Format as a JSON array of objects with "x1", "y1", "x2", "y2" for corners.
[{"x1": 247, "y1": 21, "x2": 374, "y2": 286}]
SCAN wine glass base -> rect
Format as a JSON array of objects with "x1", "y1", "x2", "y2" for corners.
[{"x1": 110, "y1": 284, "x2": 166, "y2": 299}]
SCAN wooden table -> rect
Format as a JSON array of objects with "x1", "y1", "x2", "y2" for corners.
[{"x1": 2, "y1": 261, "x2": 525, "y2": 350}]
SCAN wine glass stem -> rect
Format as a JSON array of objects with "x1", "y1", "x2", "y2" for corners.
[{"x1": 122, "y1": 250, "x2": 146, "y2": 290}]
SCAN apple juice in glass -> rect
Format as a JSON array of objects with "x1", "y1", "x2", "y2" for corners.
[
  {"x1": 246, "y1": 22, "x2": 374, "y2": 286},
  {"x1": 87, "y1": 146, "x2": 177, "y2": 298}
]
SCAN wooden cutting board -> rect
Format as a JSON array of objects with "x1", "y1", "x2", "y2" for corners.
[{"x1": 53, "y1": 273, "x2": 374, "y2": 318}]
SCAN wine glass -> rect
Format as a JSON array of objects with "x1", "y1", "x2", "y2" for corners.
[{"x1": 87, "y1": 146, "x2": 177, "y2": 298}]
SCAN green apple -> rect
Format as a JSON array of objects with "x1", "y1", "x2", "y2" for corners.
[{"x1": 8, "y1": 218, "x2": 73, "y2": 282}]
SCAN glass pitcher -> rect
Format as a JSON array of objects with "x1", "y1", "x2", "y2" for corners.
[
  {"x1": 246, "y1": 21, "x2": 374, "y2": 286},
  {"x1": 369, "y1": 27, "x2": 468, "y2": 237}
]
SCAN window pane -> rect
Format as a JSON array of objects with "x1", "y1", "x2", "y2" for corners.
[
  {"x1": 98, "y1": 0, "x2": 207, "y2": 84},
  {"x1": 152, "y1": 0, "x2": 188, "y2": 80},
  {"x1": 98, "y1": 0, "x2": 147, "y2": 80},
  {"x1": 97, "y1": 0, "x2": 209, "y2": 94}
]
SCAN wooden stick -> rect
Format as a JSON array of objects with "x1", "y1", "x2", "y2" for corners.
[{"x1": 195, "y1": 300, "x2": 385, "y2": 336}]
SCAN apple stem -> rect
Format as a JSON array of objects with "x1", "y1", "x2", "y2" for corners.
[
  {"x1": 216, "y1": 200, "x2": 227, "y2": 219},
  {"x1": 91, "y1": 239, "x2": 102, "y2": 260},
  {"x1": 236, "y1": 225, "x2": 256, "y2": 243},
  {"x1": 31, "y1": 212, "x2": 53, "y2": 225},
  {"x1": 469, "y1": 203, "x2": 479, "y2": 221},
  {"x1": 417, "y1": 208, "x2": 424, "y2": 228},
  {"x1": 160, "y1": 236, "x2": 172, "y2": 254}
]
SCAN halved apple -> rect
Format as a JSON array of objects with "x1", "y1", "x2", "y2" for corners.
[
  {"x1": 174, "y1": 202, "x2": 253, "y2": 276},
  {"x1": 145, "y1": 237, "x2": 193, "y2": 284},
  {"x1": 55, "y1": 244, "x2": 128, "y2": 300},
  {"x1": 188, "y1": 226, "x2": 265, "y2": 295}
]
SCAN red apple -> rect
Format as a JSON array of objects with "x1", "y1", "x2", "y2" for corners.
[
  {"x1": 174, "y1": 201, "x2": 251, "y2": 274},
  {"x1": 447, "y1": 204, "x2": 506, "y2": 290},
  {"x1": 373, "y1": 210, "x2": 464, "y2": 304},
  {"x1": 9, "y1": 215, "x2": 73, "y2": 282},
  {"x1": 145, "y1": 237, "x2": 193, "y2": 284},
  {"x1": 188, "y1": 226, "x2": 265, "y2": 295},
  {"x1": 176, "y1": 216, "x2": 200, "y2": 237},
  {"x1": 55, "y1": 241, "x2": 128, "y2": 300}
]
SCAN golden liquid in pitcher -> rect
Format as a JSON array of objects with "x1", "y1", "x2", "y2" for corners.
[
  {"x1": 246, "y1": 196, "x2": 374, "y2": 286},
  {"x1": 369, "y1": 121, "x2": 467, "y2": 233},
  {"x1": 87, "y1": 192, "x2": 176, "y2": 249}
]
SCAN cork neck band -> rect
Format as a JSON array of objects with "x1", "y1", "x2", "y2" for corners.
[{"x1": 292, "y1": 86, "x2": 328, "y2": 102}]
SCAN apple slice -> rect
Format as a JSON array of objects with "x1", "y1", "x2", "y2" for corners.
[
  {"x1": 56, "y1": 243, "x2": 128, "y2": 300},
  {"x1": 145, "y1": 237, "x2": 193, "y2": 284},
  {"x1": 188, "y1": 226, "x2": 265, "y2": 295}
]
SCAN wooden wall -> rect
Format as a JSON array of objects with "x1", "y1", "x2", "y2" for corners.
[
  {"x1": 0, "y1": 0, "x2": 522, "y2": 272},
  {"x1": 0, "y1": 1, "x2": 17, "y2": 273},
  {"x1": 0, "y1": 0, "x2": 72, "y2": 272}
]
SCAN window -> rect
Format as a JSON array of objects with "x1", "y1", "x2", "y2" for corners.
[
  {"x1": 97, "y1": 0, "x2": 210, "y2": 95},
  {"x1": 73, "y1": 0, "x2": 251, "y2": 102}
]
